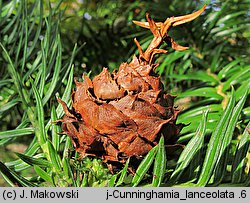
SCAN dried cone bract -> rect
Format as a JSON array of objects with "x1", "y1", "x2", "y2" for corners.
[{"x1": 59, "y1": 6, "x2": 206, "y2": 167}]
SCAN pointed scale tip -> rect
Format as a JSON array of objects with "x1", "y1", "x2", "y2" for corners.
[
  {"x1": 132, "y1": 20, "x2": 148, "y2": 28},
  {"x1": 172, "y1": 5, "x2": 206, "y2": 27},
  {"x1": 132, "y1": 5, "x2": 206, "y2": 29}
]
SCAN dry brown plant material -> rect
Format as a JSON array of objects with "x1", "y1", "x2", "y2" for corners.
[{"x1": 58, "y1": 5, "x2": 206, "y2": 169}]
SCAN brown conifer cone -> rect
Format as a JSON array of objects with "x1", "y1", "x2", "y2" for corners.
[{"x1": 58, "y1": 5, "x2": 206, "y2": 169}]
